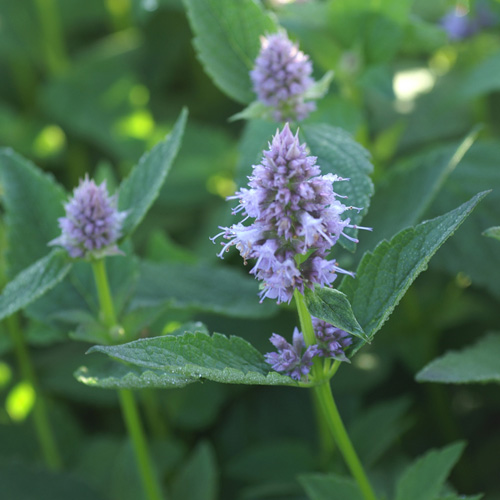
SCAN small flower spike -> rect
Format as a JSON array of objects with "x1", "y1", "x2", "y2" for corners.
[
  {"x1": 50, "y1": 175, "x2": 127, "y2": 259},
  {"x1": 250, "y1": 32, "x2": 316, "y2": 122},
  {"x1": 213, "y1": 123, "x2": 370, "y2": 304},
  {"x1": 264, "y1": 328, "x2": 320, "y2": 381},
  {"x1": 312, "y1": 317, "x2": 353, "y2": 362}
]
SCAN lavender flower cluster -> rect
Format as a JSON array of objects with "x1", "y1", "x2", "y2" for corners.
[
  {"x1": 250, "y1": 32, "x2": 315, "y2": 122},
  {"x1": 213, "y1": 123, "x2": 368, "y2": 304},
  {"x1": 265, "y1": 318, "x2": 353, "y2": 381},
  {"x1": 50, "y1": 175, "x2": 127, "y2": 259}
]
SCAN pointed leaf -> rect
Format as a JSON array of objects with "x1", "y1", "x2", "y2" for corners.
[
  {"x1": 395, "y1": 442, "x2": 465, "y2": 500},
  {"x1": 301, "y1": 124, "x2": 374, "y2": 251},
  {"x1": 75, "y1": 357, "x2": 196, "y2": 390},
  {"x1": 85, "y1": 331, "x2": 297, "y2": 387},
  {"x1": 483, "y1": 226, "x2": 500, "y2": 241},
  {"x1": 0, "y1": 148, "x2": 66, "y2": 276},
  {"x1": 118, "y1": 108, "x2": 187, "y2": 237},
  {"x1": 304, "y1": 287, "x2": 366, "y2": 340},
  {"x1": 299, "y1": 473, "x2": 364, "y2": 500},
  {"x1": 0, "y1": 249, "x2": 72, "y2": 322},
  {"x1": 129, "y1": 260, "x2": 276, "y2": 318},
  {"x1": 340, "y1": 192, "x2": 488, "y2": 350},
  {"x1": 416, "y1": 332, "x2": 500, "y2": 384},
  {"x1": 183, "y1": 0, "x2": 278, "y2": 104}
]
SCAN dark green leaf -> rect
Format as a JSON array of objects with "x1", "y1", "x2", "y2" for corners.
[
  {"x1": 349, "y1": 397, "x2": 412, "y2": 466},
  {"x1": 459, "y1": 52, "x2": 500, "y2": 100},
  {"x1": 304, "y1": 287, "x2": 366, "y2": 340},
  {"x1": 299, "y1": 473, "x2": 364, "y2": 500},
  {"x1": 0, "y1": 249, "x2": 72, "y2": 322},
  {"x1": 0, "y1": 462, "x2": 107, "y2": 500},
  {"x1": 340, "y1": 192, "x2": 488, "y2": 350},
  {"x1": 172, "y1": 442, "x2": 218, "y2": 500},
  {"x1": 357, "y1": 130, "x2": 479, "y2": 255},
  {"x1": 395, "y1": 442, "x2": 465, "y2": 500},
  {"x1": 428, "y1": 141, "x2": 500, "y2": 300},
  {"x1": 0, "y1": 148, "x2": 66, "y2": 276},
  {"x1": 118, "y1": 108, "x2": 187, "y2": 237},
  {"x1": 85, "y1": 331, "x2": 297, "y2": 387},
  {"x1": 301, "y1": 124, "x2": 374, "y2": 251},
  {"x1": 129, "y1": 260, "x2": 276, "y2": 318},
  {"x1": 183, "y1": 0, "x2": 278, "y2": 104},
  {"x1": 416, "y1": 332, "x2": 500, "y2": 385}
]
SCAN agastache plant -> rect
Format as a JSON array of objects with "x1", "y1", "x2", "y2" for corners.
[
  {"x1": 213, "y1": 123, "x2": 370, "y2": 304},
  {"x1": 49, "y1": 175, "x2": 127, "y2": 259},
  {"x1": 251, "y1": 32, "x2": 316, "y2": 121}
]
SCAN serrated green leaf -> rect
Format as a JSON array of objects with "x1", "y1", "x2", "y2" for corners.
[
  {"x1": 301, "y1": 124, "x2": 374, "y2": 251},
  {"x1": 416, "y1": 332, "x2": 500, "y2": 385},
  {"x1": 85, "y1": 331, "x2": 297, "y2": 387},
  {"x1": 0, "y1": 249, "x2": 72, "y2": 322},
  {"x1": 482, "y1": 226, "x2": 500, "y2": 241},
  {"x1": 304, "y1": 287, "x2": 366, "y2": 341},
  {"x1": 129, "y1": 260, "x2": 276, "y2": 318},
  {"x1": 299, "y1": 473, "x2": 364, "y2": 500},
  {"x1": 75, "y1": 357, "x2": 196, "y2": 390},
  {"x1": 436, "y1": 495, "x2": 483, "y2": 500},
  {"x1": 171, "y1": 442, "x2": 218, "y2": 500},
  {"x1": 118, "y1": 108, "x2": 187, "y2": 237},
  {"x1": 0, "y1": 148, "x2": 66, "y2": 276},
  {"x1": 183, "y1": 0, "x2": 278, "y2": 104},
  {"x1": 357, "y1": 129, "x2": 479, "y2": 256},
  {"x1": 340, "y1": 192, "x2": 488, "y2": 350},
  {"x1": 395, "y1": 442, "x2": 465, "y2": 500}
]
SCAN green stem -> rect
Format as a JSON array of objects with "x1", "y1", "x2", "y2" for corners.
[
  {"x1": 119, "y1": 390, "x2": 164, "y2": 500},
  {"x1": 6, "y1": 314, "x2": 62, "y2": 470},
  {"x1": 33, "y1": 0, "x2": 68, "y2": 76},
  {"x1": 294, "y1": 290, "x2": 377, "y2": 500},
  {"x1": 91, "y1": 259, "x2": 117, "y2": 328},
  {"x1": 91, "y1": 258, "x2": 164, "y2": 500},
  {"x1": 314, "y1": 382, "x2": 377, "y2": 500}
]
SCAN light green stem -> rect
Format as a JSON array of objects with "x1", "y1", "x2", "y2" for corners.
[
  {"x1": 294, "y1": 290, "x2": 377, "y2": 500},
  {"x1": 6, "y1": 314, "x2": 62, "y2": 470},
  {"x1": 91, "y1": 259, "x2": 164, "y2": 500},
  {"x1": 91, "y1": 259, "x2": 117, "y2": 328},
  {"x1": 119, "y1": 390, "x2": 164, "y2": 500},
  {"x1": 33, "y1": 0, "x2": 68, "y2": 75},
  {"x1": 314, "y1": 382, "x2": 377, "y2": 500}
]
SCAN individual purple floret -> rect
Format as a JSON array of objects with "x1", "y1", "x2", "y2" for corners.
[
  {"x1": 312, "y1": 317, "x2": 353, "y2": 362},
  {"x1": 49, "y1": 175, "x2": 127, "y2": 259},
  {"x1": 441, "y1": 7, "x2": 478, "y2": 40},
  {"x1": 212, "y1": 123, "x2": 370, "y2": 304},
  {"x1": 250, "y1": 32, "x2": 316, "y2": 122},
  {"x1": 264, "y1": 328, "x2": 320, "y2": 381}
]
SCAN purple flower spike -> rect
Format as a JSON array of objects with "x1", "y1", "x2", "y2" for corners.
[
  {"x1": 312, "y1": 317, "x2": 353, "y2": 362},
  {"x1": 264, "y1": 328, "x2": 319, "y2": 381},
  {"x1": 441, "y1": 7, "x2": 478, "y2": 40},
  {"x1": 251, "y1": 32, "x2": 316, "y2": 122},
  {"x1": 50, "y1": 175, "x2": 127, "y2": 259},
  {"x1": 212, "y1": 123, "x2": 370, "y2": 304}
]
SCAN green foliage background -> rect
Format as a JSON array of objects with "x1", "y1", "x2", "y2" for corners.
[{"x1": 0, "y1": 0, "x2": 499, "y2": 499}]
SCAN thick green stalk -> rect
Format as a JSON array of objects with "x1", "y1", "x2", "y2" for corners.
[
  {"x1": 91, "y1": 259, "x2": 165, "y2": 500},
  {"x1": 6, "y1": 314, "x2": 62, "y2": 470},
  {"x1": 294, "y1": 290, "x2": 377, "y2": 500}
]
